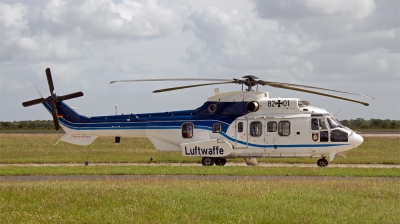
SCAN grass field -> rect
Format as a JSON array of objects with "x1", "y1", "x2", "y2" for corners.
[
  {"x1": 1, "y1": 128, "x2": 398, "y2": 134},
  {"x1": 1, "y1": 134, "x2": 399, "y2": 223},
  {"x1": 1, "y1": 166, "x2": 399, "y2": 177},
  {"x1": 0, "y1": 129, "x2": 65, "y2": 134},
  {"x1": 1, "y1": 179, "x2": 399, "y2": 223},
  {"x1": 0, "y1": 134, "x2": 399, "y2": 165}
]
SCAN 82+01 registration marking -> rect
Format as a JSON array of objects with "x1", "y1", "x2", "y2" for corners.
[{"x1": 267, "y1": 100, "x2": 290, "y2": 107}]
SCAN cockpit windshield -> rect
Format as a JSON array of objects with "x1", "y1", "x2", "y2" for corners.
[{"x1": 327, "y1": 116, "x2": 345, "y2": 129}]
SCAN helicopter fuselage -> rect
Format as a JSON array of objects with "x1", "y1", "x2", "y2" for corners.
[{"x1": 46, "y1": 90, "x2": 363, "y2": 166}]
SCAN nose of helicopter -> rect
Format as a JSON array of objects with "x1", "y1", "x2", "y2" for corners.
[{"x1": 353, "y1": 133, "x2": 364, "y2": 148}]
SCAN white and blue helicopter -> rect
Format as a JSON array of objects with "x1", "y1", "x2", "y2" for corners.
[{"x1": 22, "y1": 68, "x2": 372, "y2": 167}]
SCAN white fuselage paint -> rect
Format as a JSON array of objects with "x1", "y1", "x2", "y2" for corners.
[{"x1": 56, "y1": 91, "x2": 363, "y2": 160}]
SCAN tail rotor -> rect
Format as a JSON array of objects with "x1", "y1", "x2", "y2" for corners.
[{"x1": 22, "y1": 68, "x2": 84, "y2": 130}]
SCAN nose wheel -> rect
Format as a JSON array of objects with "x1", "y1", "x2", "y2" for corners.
[
  {"x1": 201, "y1": 157, "x2": 227, "y2": 166},
  {"x1": 214, "y1": 158, "x2": 227, "y2": 166},
  {"x1": 317, "y1": 158, "x2": 329, "y2": 167}
]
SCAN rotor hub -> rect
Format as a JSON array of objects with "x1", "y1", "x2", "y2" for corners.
[{"x1": 241, "y1": 75, "x2": 260, "y2": 91}]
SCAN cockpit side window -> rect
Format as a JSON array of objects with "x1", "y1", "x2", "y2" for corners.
[
  {"x1": 311, "y1": 118, "x2": 319, "y2": 130},
  {"x1": 311, "y1": 118, "x2": 327, "y2": 130},
  {"x1": 319, "y1": 118, "x2": 327, "y2": 130}
]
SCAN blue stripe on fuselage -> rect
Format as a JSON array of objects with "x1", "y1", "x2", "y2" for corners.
[
  {"x1": 43, "y1": 101, "x2": 236, "y2": 132},
  {"x1": 43, "y1": 102, "x2": 349, "y2": 149}
]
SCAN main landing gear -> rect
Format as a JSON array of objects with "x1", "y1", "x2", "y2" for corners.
[
  {"x1": 317, "y1": 157, "x2": 329, "y2": 167},
  {"x1": 201, "y1": 157, "x2": 227, "y2": 166}
]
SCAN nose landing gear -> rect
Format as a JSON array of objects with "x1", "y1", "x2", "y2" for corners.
[
  {"x1": 201, "y1": 157, "x2": 226, "y2": 166},
  {"x1": 317, "y1": 157, "x2": 329, "y2": 167}
]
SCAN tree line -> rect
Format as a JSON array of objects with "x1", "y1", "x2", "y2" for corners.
[
  {"x1": 0, "y1": 120, "x2": 56, "y2": 130},
  {"x1": 340, "y1": 118, "x2": 399, "y2": 129},
  {"x1": 1, "y1": 118, "x2": 399, "y2": 130}
]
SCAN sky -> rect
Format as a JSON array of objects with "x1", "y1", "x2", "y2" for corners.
[{"x1": 0, "y1": 0, "x2": 399, "y2": 122}]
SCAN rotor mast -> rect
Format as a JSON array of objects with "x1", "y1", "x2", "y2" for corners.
[{"x1": 236, "y1": 75, "x2": 260, "y2": 92}]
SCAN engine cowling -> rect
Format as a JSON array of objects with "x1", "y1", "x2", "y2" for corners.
[{"x1": 247, "y1": 101, "x2": 259, "y2": 112}]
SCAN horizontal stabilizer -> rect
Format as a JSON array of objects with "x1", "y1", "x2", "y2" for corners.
[{"x1": 56, "y1": 134, "x2": 98, "y2": 146}]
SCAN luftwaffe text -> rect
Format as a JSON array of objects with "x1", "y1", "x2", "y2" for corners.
[{"x1": 184, "y1": 146, "x2": 224, "y2": 155}]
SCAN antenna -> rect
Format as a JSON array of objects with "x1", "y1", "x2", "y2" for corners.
[{"x1": 34, "y1": 83, "x2": 44, "y2": 98}]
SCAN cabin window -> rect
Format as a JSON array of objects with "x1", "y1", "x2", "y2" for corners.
[
  {"x1": 213, "y1": 123, "x2": 222, "y2": 133},
  {"x1": 278, "y1": 121, "x2": 290, "y2": 136},
  {"x1": 267, "y1": 121, "x2": 277, "y2": 132},
  {"x1": 182, "y1": 123, "x2": 194, "y2": 138},
  {"x1": 250, "y1": 122, "x2": 262, "y2": 137},
  {"x1": 238, "y1": 122, "x2": 243, "y2": 133}
]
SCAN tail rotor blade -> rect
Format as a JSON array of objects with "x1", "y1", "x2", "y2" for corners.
[
  {"x1": 58, "y1": 91, "x2": 84, "y2": 101},
  {"x1": 51, "y1": 104, "x2": 60, "y2": 130},
  {"x1": 22, "y1": 98, "x2": 46, "y2": 107},
  {"x1": 45, "y1": 68, "x2": 55, "y2": 93}
]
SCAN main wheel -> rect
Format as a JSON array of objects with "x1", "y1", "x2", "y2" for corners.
[
  {"x1": 317, "y1": 158, "x2": 328, "y2": 167},
  {"x1": 202, "y1": 157, "x2": 214, "y2": 166},
  {"x1": 214, "y1": 158, "x2": 227, "y2": 166}
]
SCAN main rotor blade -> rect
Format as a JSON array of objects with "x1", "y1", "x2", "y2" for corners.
[
  {"x1": 268, "y1": 83, "x2": 369, "y2": 106},
  {"x1": 259, "y1": 81, "x2": 374, "y2": 99},
  {"x1": 57, "y1": 91, "x2": 84, "y2": 101},
  {"x1": 110, "y1": 78, "x2": 232, "y2": 84},
  {"x1": 51, "y1": 104, "x2": 60, "y2": 130},
  {"x1": 22, "y1": 98, "x2": 46, "y2": 107},
  {"x1": 45, "y1": 68, "x2": 55, "y2": 94},
  {"x1": 153, "y1": 81, "x2": 234, "y2": 93}
]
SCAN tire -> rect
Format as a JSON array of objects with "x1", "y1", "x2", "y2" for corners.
[
  {"x1": 317, "y1": 158, "x2": 328, "y2": 167},
  {"x1": 202, "y1": 157, "x2": 214, "y2": 166},
  {"x1": 214, "y1": 158, "x2": 226, "y2": 166}
]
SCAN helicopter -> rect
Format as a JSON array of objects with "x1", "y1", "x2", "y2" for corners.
[{"x1": 22, "y1": 68, "x2": 372, "y2": 167}]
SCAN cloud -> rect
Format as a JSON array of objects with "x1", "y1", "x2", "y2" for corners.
[
  {"x1": 36, "y1": 0, "x2": 190, "y2": 39},
  {"x1": 0, "y1": 0, "x2": 399, "y2": 121},
  {"x1": 252, "y1": 0, "x2": 375, "y2": 19},
  {"x1": 251, "y1": 0, "x2": 399, "y2": 79},
  {"x1": 183, "y1": 6, "x2": 321, "y2": 81},
  {"x1": 0, "y1": 0, "x2": 190, "y2": 62}
]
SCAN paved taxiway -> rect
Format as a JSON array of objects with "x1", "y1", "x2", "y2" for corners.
[
  {"x1": 1, "y1": 175, "x2": 399, "y2": 182},
  {"x1": 1, "y1": 162, "x2": 399, "y2": 168}
]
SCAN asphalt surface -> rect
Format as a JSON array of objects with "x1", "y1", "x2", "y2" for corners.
[
  {"x1": 1, "y1": 162, "x2": 399, "y2": 168},
  {"x1": 1, "y1": 175, "x2": 399, "y2": 182}
]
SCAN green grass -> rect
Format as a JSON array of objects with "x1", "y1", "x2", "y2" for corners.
[
  {"x1": 0, "y1": 134, "x2": 399, "y2": 164},
  {"x1": 1, "y1": 134, "x2": 399, "y2": 223},
  {"x1": 354, "y1": 128, "x2": 400, "y2": 133},
  {"x1": 1, "y1": 179, "x2": 399, "y2": 223},
  {"x1": 0, "y1": 166, "x2": 399, "y2": 177},
  {"x1": 0, "y1": 129, "x2": 65, "y2": 134},
  {"x1": 1, "y1": 128, "x2": 398, "y2": 134}
]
